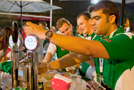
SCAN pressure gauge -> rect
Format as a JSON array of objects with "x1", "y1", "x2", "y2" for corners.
[
  {"x1": 9, "y1": 35, "x2": 21, "y2": 48},
  {"x1": 24, "y1": 34, "x2": 40, "y2": 51}
]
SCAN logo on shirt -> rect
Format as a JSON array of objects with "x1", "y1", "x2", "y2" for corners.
[
  {"x1": 61, "y1": 48, "x2": 65, "y2": 50},
  {"x1": 103, "y1": 38, "x2": 111, "y2": 42}
]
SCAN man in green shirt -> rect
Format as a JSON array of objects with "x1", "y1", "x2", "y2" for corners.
[
  {"x1": 76, "y1": 12, "x2": 96, "y2": 80},
  {"x1": 43, "y1": 18, "x2": 73, "y2": 63},
  {"x1": 24, "y1": 1, "x2": 134, "y2": 90},
  {"x1": 87, "y1": 1, "x2": 133, "y2": 89}
]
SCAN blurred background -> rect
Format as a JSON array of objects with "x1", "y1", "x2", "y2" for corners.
[{"x1": 0, "y1": 0, "x2": 134, "y2": 32}]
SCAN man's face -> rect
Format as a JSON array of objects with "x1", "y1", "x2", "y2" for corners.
[
  {"x1": 77, "y1": 15, "x2": 91, "y2": 34},
  {"x1": 76, "y1": 27, "x2": 82, "y2": 34},
  {"x1": 59, "y1": 23, "x2": 73, "y2": 36},
  {"x1": 91, "y1": 9, "x2": 110, "y2": 36}
]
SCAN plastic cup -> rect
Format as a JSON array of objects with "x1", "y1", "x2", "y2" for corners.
[{"x1": 69, "y1": 74, "x2": 86, "y2": 90}]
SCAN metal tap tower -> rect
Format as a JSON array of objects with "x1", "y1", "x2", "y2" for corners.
[{"x1": 11, "y1": 22, "x2": 39, "y2": 90}]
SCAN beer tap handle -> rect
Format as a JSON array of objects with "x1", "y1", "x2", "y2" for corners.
[
  {"x1": 11, "y1": 21, "x2": 19, "y2": 89},
  {"x1": 12, "y1": 21, "x2": 18, "y2": 43}
]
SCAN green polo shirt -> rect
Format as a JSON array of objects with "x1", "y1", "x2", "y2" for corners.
[
  {"x1": 77, "y1": 32, "x2": 99, "y2": 79},
  {"x1": 94, "y1": 26, "x2": 134, "y2": 90},
  {"x1": 56, "y1": 46, "x2": 70, "y2": 59}
]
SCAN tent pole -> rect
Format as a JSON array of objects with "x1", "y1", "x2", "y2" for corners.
[
  {"x1": 50, "y1": 0, "x2": 53, "y2": 27},
  {"x1": 120, "y1": 0, "x2": 125, "y2": 26},
  {"x1": 20, "y1": 1, "x2": 23, "y2": 32}
]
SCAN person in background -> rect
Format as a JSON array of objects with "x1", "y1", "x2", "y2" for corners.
[
  {"x1": 76, "y1": 12, "x2": 98, "y2": 80},
  {"x1": 75, "y1": 26, "x2": 82, "y2": 36},
  {"x1": 24, "y1": 1, "x2": 134, "y2": 90},
  {"x1": 42, "y1": 18, "x2": 76, "y2": 73},
  {"x1": 39, "y1": 21, "x2": 47, "y2": 30},
  {"x1": 0, "y1": 27, "x2": 12, "y2": 62},
  {"x1": 50, "y1": 26, "x2": 57, "y2": 32},
  {"x1": 43, "y1": 18, "x2": 73, "y2": 63}
]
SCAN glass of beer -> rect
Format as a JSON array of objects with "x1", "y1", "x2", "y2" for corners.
[{"x1": 43, "y1": 71, "x2": 56, "y2": 90}]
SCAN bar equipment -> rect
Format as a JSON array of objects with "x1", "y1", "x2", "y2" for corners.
[
  {"x1": 11, "y1": 21, "x2": 19, "y2": 89},
  {"x1": 10, "y1": 21, "x2": 40, "y2": 90}
]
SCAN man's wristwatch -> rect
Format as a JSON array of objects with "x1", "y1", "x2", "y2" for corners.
[{"x1": 45, "y1": 31, "x2": 53, "y2": 42}]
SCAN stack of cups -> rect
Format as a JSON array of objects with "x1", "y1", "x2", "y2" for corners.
[{"x1": 69, "y1": 74, "x2": 86, "y2": 90}]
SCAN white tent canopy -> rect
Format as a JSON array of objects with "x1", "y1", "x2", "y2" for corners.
[{"x1": 0, "y1": 0, "x2": 61, "y2": 29}]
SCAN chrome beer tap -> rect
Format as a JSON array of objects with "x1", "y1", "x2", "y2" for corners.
[
  {"x1": 17, "y1": 34, "x2": 40, "y2": 90},
  {"x1": 10, "y1": 22, "x2": 40, "y2": 89},
  {"x1": 11, "y1": 21, "x2": 19, "y2": 89}
]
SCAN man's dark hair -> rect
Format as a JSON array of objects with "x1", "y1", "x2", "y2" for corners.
[
  {"x1": 88, "y1": 0, "x2": 119, "y2": 24},
  {"x1": 76, "y1": 11, "x2": 91, "y2": 21}
]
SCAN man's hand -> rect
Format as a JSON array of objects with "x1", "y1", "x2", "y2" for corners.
[
  {"x1": 23, "y1": 22, "x2": 46, "y2": 39},
  {"x1": 38, "y1": 62, "x2": 48, "y2": 74}
]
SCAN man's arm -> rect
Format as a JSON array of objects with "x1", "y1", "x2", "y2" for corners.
[
  {"x1": 44, "y1": 52, "x2": 54, "y2": 63},
  {"x1": 39, "y1": 52, "x2": 92, "y2": 73},
  {"x1": 24, "y1": 22, "x2": 109, "y2": 59},
  {"x1": 43, "y1": 43, "x2": 57, "y2": 62},
  {"x1": 85, "y1": 58, "x2": 95, "y2": 67},
  {"x1": 49, "y1": 53, "x2": 92, "y2": 70}
]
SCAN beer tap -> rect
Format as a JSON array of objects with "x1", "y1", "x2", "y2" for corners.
[
  {"x1": 9, "y1": 22, "x2": 40, "y2": 90},
  {"x1": 24, "y1": 34, "x2": 40, "y2": 90},
  {"x1": 11, "y1": 21, "x2": 19, "y2": 89}
]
